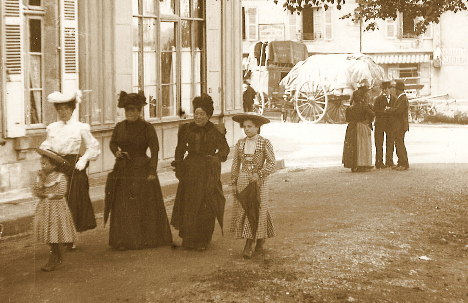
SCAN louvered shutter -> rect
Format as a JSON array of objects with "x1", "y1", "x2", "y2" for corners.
[
  {"x1": 289, "y1": 11, "x2": 297, "y2": 40},
  {"x1": 386, "y1": 18, "x2": 396, "y2": 38},
  {"x1": 324, "y1": 8, "x2": 333, "y2": 40},
  {"x1": 3, "y1": 0, "x2": 25, "y2": 137},
  {"x1": 246, "y1": 7, "x2": 257, "y2": 41},
  {"x1": 206, "y1": 0, "x2": 222, "y2": 114},
  {"x1": 60, "y1": 0, "x2": 79, "y2": 96}
]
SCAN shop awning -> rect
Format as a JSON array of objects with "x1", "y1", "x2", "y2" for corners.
[{"x1": 372, "y1": 54, "x2": 431, "y2": 64}]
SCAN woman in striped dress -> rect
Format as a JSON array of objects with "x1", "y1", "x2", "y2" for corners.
[
  {"x1": 231, "y1": 113, "x2": 276, "y2": 259},
  {"x1": 33, "y1": 149, "x2": 77, "y2": 272}
]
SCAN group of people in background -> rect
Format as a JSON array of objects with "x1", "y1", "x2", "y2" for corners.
[
  {"x1": 342, "y1": 79, "x2": 410, "y2": 172},
  {"x1": 33, "y1": 90, "x2": 277, "y2": 272}
]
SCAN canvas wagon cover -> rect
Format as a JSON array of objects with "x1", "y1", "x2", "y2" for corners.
[{"x1": 279, "y1": 53, "x2": 385, "y2": 93}]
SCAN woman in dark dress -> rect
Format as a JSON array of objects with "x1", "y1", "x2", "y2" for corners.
[
  {"x1": 342, "y1": 88, "x2": 375, "y2": 172},
  {"x1": 104, "y1": 91, "x2": 172, "y2": 250},
  {"x1": 171, "y1": 94, "x2": 230, "y2": 251}
]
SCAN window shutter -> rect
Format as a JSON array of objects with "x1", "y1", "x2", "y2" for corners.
[
  {"x1": 386, "y1": 18, "x2": 396, "y2": 38},
  {"x1": 324, "y1": 8, "x2": 333, "y2": 40},
  {"x1": 60, "y1": 0, "x2": 79, "y2": 95},
  {"x1": 423, "y1": 23, "x2": 432, "y2": 39},
  {"x1": 313, "y1": 8, "x2": 322, "y2": 39},
  {"x1": 289, "y1": 11, "x2": 297, "y2": 40},
  {"x1": 3, "y1": 0, "x2": 25, "y2": 137},
  {"x1": 246, "y1": 7, "x2": 257, "y2": 41},
  {"x1": 206, "y1": 0, "x2": 222, "y2": 114}
]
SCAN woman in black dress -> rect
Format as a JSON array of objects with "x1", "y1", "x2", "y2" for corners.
[
  {"x1": 104, "y1": 91, "x2": 172, "y2": 250},
  {"x1": 342, "y1": 88, "x2": 375, "y2": 172},
  {"x1": 171, "y1": 94, "x2": 230, "y2": 251}
]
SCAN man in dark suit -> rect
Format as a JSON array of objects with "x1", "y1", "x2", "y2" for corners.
[
  {"x1": 243, "y1": 81, "x2": 256, "y2": 112},
  {"x1": 373, "y1": 81, "x2": 396, "y2": 168},
  {"x1": 386, "y1": 81, "x2": 409, "y2": 171}
]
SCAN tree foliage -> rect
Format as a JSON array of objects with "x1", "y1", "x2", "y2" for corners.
[{"x1": 280, "y1": 0, "x2": 468, "y2": 35}]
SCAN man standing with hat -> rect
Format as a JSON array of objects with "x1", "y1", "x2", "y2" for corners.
[
  {"x1": 386, "y1": 81, "x2": 409, "y2": 170},
  {"x1": 373, "y1": 81, "x2": 396, "y2": 168}
]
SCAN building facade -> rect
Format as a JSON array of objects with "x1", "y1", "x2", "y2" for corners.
[
  {"x1": 0, "y1": 0, "x2": 244, "y2": 202},
  {"x1": 242, "y1": 0, "x2": 468, "y2": 100}
]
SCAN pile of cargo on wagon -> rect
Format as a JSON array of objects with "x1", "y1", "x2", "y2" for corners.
[
  {"x1": 243, "y1": 40, "x2": 309, "y2": 117},
  {"x1": 279, "y1": 53, "x2": 385, "y2": 123}
]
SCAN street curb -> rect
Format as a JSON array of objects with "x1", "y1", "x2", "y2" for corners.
[{"x1": 0, "y1": 159, "x2": 285, "y2": 239}]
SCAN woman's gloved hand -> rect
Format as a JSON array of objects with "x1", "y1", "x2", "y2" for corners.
[{"x1": 75, "y1": 157, "x2": 88, "y2": 171}]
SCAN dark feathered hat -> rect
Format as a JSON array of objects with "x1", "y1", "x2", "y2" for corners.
[
  {"x1": 192, "y1": 94, "x2": 214, "y2": 117},
  {"x1": 118, "y1": 91, "x2": 147, "y2": 108}
]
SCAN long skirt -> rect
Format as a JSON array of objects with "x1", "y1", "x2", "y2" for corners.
[
  {"x1": 35, "y1": 197, "x2": 78, "y2": 244},
  {"x1": 107, "y1": 160, "x2": 173, "y2": 250},
  {"x1": 171, "y1": 156, "x2": 222, "y2": 249},
  {"x1": 342, "y1": 122, "x2": 372, "y2": 168},
  {"x1": 62, "y1": 155, "x2": 97, "y2": 232},
  {"x1": 230, "y1": 170, "x2": 276, "y2": 240}
]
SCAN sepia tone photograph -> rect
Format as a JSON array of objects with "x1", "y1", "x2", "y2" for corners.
[{"x1": 1, "y1": 0, "x2": 468, "y2": 302}]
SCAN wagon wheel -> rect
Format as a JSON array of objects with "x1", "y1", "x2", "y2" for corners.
[
  {"x1": 254, "y1": 92, "x2": 265, "y2": 115},
  {"x1": 325, "y1": 96, "x2": 349, "y2": 123},
  {"x1": 294, "y1": 81, "x2": 328, "y2": 123}
]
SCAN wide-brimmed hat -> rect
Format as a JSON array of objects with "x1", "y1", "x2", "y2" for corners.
[
  {"x1": 232, "y1": 113, "x2": 270, "y2": 126},
  {"x1": 36, "y1": 148, "x2": 71, "y2": 167},
  {"x1": 358, "y1": 79, "x2": 371, "y2": 90},
  {"x1": 47, "y1": 90, "x2": 82, "y2": 104},
  {"x1": 395, "y1": 81, "x2": 405, "y2": 91},
  {"x1": 381, "y1": 81, "x2": 392, "y2": 89}
]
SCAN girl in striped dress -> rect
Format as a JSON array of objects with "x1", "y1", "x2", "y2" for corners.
[
  {"x1": 231, "y1": 113, "x2": 276, "y2": 259},
  {"x1": 33, "y1": 149, "x2": 77, "y2": 272}
]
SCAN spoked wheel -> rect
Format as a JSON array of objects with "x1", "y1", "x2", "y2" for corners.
[
  {"x1": 254, "y1": 92, "x2": 265, "y2": 115},
  {"x1": 294, "y1": 81, "x2": 328, "y2": 123},
  {"x1": 324, "y1": 96, "x2": 350, "y2": 123}
]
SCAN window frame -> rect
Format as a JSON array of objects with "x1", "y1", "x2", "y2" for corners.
[
  {"x1": 132, "y1": 0, "x2": 206, "y2": 121},
  {"x1": 23, "y1": 5, "x2": 46, "y2": 129}
]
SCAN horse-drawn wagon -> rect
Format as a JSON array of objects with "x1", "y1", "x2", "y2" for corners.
[
  {"x1": 244, "y1": 40, "x2": 309, "y2": 115},
  {"x1": 279, "y1": 53, "x2": 385, "y2": 123}
]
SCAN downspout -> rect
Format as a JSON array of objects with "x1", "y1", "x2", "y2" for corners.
[{"x1": 220, "y1": 0, "x2": 225, "y2": 117}]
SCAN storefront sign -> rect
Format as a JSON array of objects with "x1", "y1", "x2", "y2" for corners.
[
  {"x1": 442, "y1": 47, "x2": 468, "y2": 65},
  {"x1": 258, "y1": 24, "x2": 285, "y2": 41}
]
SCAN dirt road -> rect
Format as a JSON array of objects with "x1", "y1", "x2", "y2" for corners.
[{"x1": 2, "y1": 162, "x2": 468, "y2": 302}]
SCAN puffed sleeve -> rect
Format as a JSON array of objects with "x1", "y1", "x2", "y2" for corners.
[
  {"x1": 146, "y1": 122, "x2": 159, "y2": 174},
  {"x1": 258, "y1": 139, "x2": 276, "y2": 180},
  {"x1": 39, "y1": 124, "x2": 54, "y2": 151},
  {"x1": 230, "y1": 140, "x2": 242, "y2": 186},
  {"x1": 32, "y1": 175, "x2": 44, "y2": 198},
  {"x1": 53, "y1": 173, "x2": 68, "y2": 199},
  {"x1": 215, "y1": 128, "x2": 230, "y2": 162},
  {"x1": 80, "y1": 123, "x2": 101, "y2": 162},
  {"x1": 109, "y1": 122, "x2": 120, "y2": 156},
  {"x1": 174, "y1": 123, "x2": 188, "y2": 162}
]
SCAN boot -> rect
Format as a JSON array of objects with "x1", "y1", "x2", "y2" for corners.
[
  {"x1": 255, "y1": 239, "x2": 265, "y2": 252},
  {"x1": 41, "y1": 244, "x2": 61, "y2": 272},
  {"x1": 243, "y1": 239, "x2": 254, "y2": 259}
]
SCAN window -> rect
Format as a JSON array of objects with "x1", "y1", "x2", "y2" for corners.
[
  {"x1": 24, "y1": 1, "x2": 45, "y2": 127},
  {"x1": 302, "y1": 7, "x2": 322, "y2": 40},
  {"x1": 26, "y1": 17, "x2": 44, "y2": 125},
  {"x1": 402, "y1": 13, "x2": 415, "y2": 38},
  {"x1": 133, "y1": 0, "x2": 205, "y2": 119},
  {"x1": 242, "y1": 7, "x2": 257, "y2": 41},
  {"x1": 389, "y1": 64, "x2": 420, "y2": 85}
]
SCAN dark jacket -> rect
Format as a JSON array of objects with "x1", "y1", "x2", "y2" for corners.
[
  {"x1": 243, "y1": 85, "x2": 256, "y2": 106},
  {"x1": 373, "y1": 93, "x2": 395, "y2": 128},
  {"x1": 386, "y1": 93, "x2": 409, "y2": 132}
]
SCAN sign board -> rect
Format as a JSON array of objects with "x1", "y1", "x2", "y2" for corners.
[
  {"x1": 441, "y1": 47, "x2": 468, "y2": 65},
  {"x1": 258, "y1": 24, "x2": 285, "y2": 41}
]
